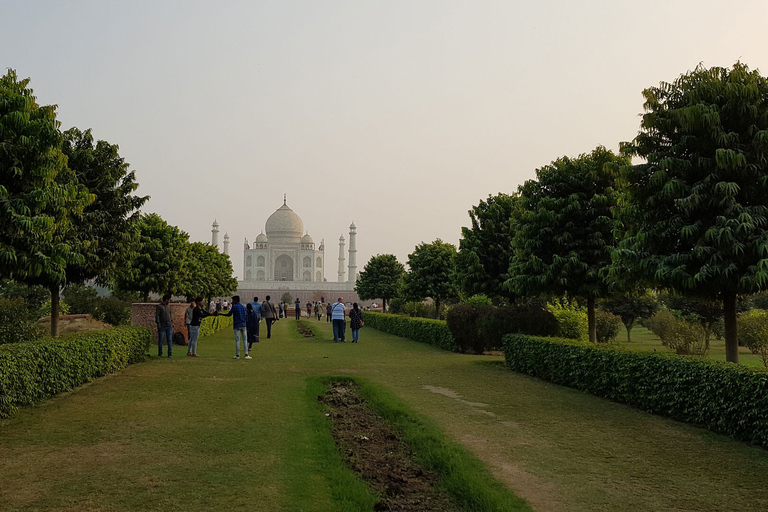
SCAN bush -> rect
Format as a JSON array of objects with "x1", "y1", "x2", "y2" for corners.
[
  {"x1": 63, "y1": 285, "x2": 132, "y2": 326},
  {"x1": 100, "y1": 296, "x2": 132, "y2": 326},
  {"x1": 0, "y1": 298, "x2": 45, "y2": 344},
  {"x1": 445, "y1": 305, "x2": 492, "y2": 354},
  {"x1": 644, "y1": 309, "x2": 677, "y2": 341},
  {"x1": 739, "y1": 311, "x2": 768, "y2": 367},
  {"x1": 0, "y1": 326, "x2": 151, "y2": 418},
  {"x1": 361, "y1": 312, "x2": 457, "y2": 352},
  {"x1": 480, "y1": 306, "x2": 558, "y2": 350},
  {"x1": 199, "y1": 314, "x2": 234, "y2": 337},
  {"x1": 664, "y1": 319, "x2": 707, "y2": 356},
  {"x1": 388, "y1": 297, "x2": 406, "y2": 314},
  {"x1": 502, "y1": 333, "x2": 768, "y2": 448},
  {"x1": 465, "y1": 294, "x2": 493, "y2": 306},
  {"x1": 547, "y1": 301, "x2": 587, "y2": 340},
  {"x1": 595, "y1": 310, "x2": 623, "y2": 343}
]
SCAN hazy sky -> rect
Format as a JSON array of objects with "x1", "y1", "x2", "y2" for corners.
[{"x1": 4, "y1": 1, "x2": 768, "y2": 279}]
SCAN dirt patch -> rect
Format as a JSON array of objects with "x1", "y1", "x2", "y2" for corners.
[
  {"x1": 319, "y1": 382, "x2": 462, "y2": 511},
  {"x1": 37, "y1": 315, "x2": 112, "y2": 335},
  {"x1": 296, "y1": 321, "x2": 315, "y2": 337}
]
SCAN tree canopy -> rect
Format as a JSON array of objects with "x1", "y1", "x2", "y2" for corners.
[
  {"x1": 457, "y1": 193, "x2": 518, "y2": 301},
  {"x1": 506, "y1": 146, "x2": 629, "y2": 342},
  {"x1": 405, "y1": 239, "x2": 458, "y2": 319},
  {"x1": 355, "y1": 254, "x2": 405, "y2": 312},
  {"x1": 616, "y1": 62, "x2": 768, "y2": 362},
  {"x1": 180, "y1": 242, "x2": 238, "y2": 301}
]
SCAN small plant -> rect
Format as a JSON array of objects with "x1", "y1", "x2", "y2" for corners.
[
  {"x1": 594, "y1": 310, "x2": 622, "y2": 343},
  {"x1": 664, "y1": 319, "x2": 707, "y2": 356},
  {"x1": 547, "y1": 300, "x2": 587, "y2": 340},
  {"x1": 739, "y1": 311, "x2": 768, "y2": 367},
  {"x1": 465, "y1": 294, "x2": 493, "y2": 306}
]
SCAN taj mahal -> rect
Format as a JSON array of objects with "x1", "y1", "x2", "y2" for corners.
[{"x1": 211, "y1": 197, "x2": 360, "y2": 301}]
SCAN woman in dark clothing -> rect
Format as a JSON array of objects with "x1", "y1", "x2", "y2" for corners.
[
  {"x1": 349, "y1": 302, "x2": 363, "y2": 343},
  {"x1": 246, "y1": 303, "x2": 259, "y2": 349},
  {"x1": 188, "y1": 297, "x2": 214, "y2": 357}
]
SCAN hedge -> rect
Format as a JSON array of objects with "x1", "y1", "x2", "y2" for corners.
[
  {"x1": 502, "y1": 334, "x2": 768, "y2": 448},
  {"x1": 199, "y1": 314, "x2": 233, "y2": 337},
  {"x1": 362, "y1": 312, "x2": 457, "y2": 352},
  {"x1": 0, "y1": 326, "x2": 151, "y2": 418}
]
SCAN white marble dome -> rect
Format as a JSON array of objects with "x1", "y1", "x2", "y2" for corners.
[
  {"x1": 255, "y1": 232, "x2": 268, "y2": 243},
  {"x1": 265, "y1": 202, "x2": 304, "y2": 243},
  {"x1": 301, "y1": 233, "x2": 314, "y2": 244}
]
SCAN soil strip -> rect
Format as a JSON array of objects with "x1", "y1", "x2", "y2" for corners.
[{"x1": 319, "y1": 381, "x2": 463, "y2": 511}]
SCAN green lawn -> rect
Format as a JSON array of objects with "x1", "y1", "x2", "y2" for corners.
[
  {"x1": 2, "y1": 318, "x2": 768, "y2": 511},
  {"x1": 616, "y1": 325, "x2": 767, "y2": 368}
]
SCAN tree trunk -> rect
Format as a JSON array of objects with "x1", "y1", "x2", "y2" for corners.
[
  {"x1": 624, "y1": 317, "x2": 636, "y2": 343},
  {"x1": 382, "y1": 298, "x2": 387, "y2": 313},
  {"x1": 723, "y1": 291, "x2": 739, "y2": 364},
  {"x1": 50, "y1": 285, "x2": 60, "y2": 337},
  {"x1": 143, "y1": 291, "x2": 150, "y2": 302},
  {"x1": 587, "y1": 297, "x2": 596, "y2": 343}
]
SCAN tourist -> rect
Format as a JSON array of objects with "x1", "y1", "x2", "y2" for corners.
[
  {"x1": 326, "y1": 302, "x2": 332, "y2": 323},
  {"x1": 295, "y1": 298, "x2": 301, "y2": 320},
  {"x1": 246, "y1": 303, "x2": 259, "y2": 349},
  {"x1": 315, "y1": 302, "x2": 322, "y2": 321},
  {"x1": 188, "y1": 297, "x2": 213, "y2": 357},
  {"x1": 250, "y1": 296, "x2": 262, "y2": 337},
  {"x1": 278, "y1": 301, "x2": 284, "y2": 318},
  {"x1": 155, "y1": 294, "x2": 174, "y2": 358},
  {"x1": 331, "y1": 297, "x2": 346, "y2": 342},
  {"x1": 222, "y1": 295, "x2": 251, "y2": 359},
  {"x1": 208, "y1": 300, "x2": 216, "y2": 314},
  {"x1": 215, "y1": 299, "x2": 222, "y2": 313},
  {"x1": 262, "y1": 295, "x2": 277, "y2": 339},
  {"x1": 184, "y1": 297, "x2": 195, "y2": 341},
  {"x1": 349, "y1": 302, "x2": 363, "y2": 343}
]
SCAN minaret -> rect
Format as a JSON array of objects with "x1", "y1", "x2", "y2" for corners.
[
  {"x1": 223, "y1": 233, "x2": 230, "y2": 255},
  {"x1": 212, "y1": 220, "x2": 219, "y2": 247},
  {"x1": 347, "y1": 222, "x2": 357, "y2": 283},
  {"x1": 337, "y1": 234, "x2": 346, "y2": 282}
]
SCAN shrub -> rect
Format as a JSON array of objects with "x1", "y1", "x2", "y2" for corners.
[
  {"x1": 663, "y1": 319, "x2": 707, "y2": 356},
  {"x1": 361, "y1": 312, "x2": 457, "y2": 351},
  {"x1": 547, "y1": 301, "x2": 587, "y2": 340},
  {"x1": 199, "y1": 314, "x2": 233, "y2": 338},
  {"x1": 644, "y1": 309, "x2": 677, "y2": 341},
  {"x1": 63, "y1": 284, "x2": 101, "y2": 317},
  {"x1": 0, "y1": 298, "x2": 45, "y2": 344},
  {"x1": 388, "y1": 297, "x2": 406, "y2": 314},
  {"x1": 480, "y1": 306, "x2": 558, "y2": 350},
  {"x1": 445, "y1": 305, "x2": 492, "y2": 354},
  {"x1": 0, "y1": 326, "x2": 151, "y2": 418},
  {"x1": 502, "y1": 333, "x2": 768, "y2": 448},
  {"x1": 465, "y1": 294, "x2": 493, "y2": 306},
  {"x1": 595, "y1": 309, "x2": 623, "y2": 343},
  {"x1": 739, "y1": 311, "x2": 768, "y2": 367},
  {"x1": 100, "y1": 296, "x2": 132, "y2": 326}
]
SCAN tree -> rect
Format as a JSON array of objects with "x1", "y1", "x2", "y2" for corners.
[
  {"x1": 616, "y1": 62, "x2": 768, "y2": 363},
  {"x1": 457, "y1": 193, "x2": 518, "y2": 301},
  {"x1": 180, "y1": 242, "x2": 238, "y2": 302},
  {"x1": 355, "y1": 254, "x2": 405, "y2": 312},
  {"x1": 61, "y1": 127, "x2": 148, "y2": 288},
  {"x1": 115, "y1": 213, "x2": 189, "y2": 301},
  {"x1": 0, "y1": 70, "x2": 92, "y2": 335},
  {"x1": 601, "y1": 294, "x2": 657, "y2": 343},
  {"x1": 405, "y1": 239, "x2": 458, "y2": 319},
  {"x1": 506, "y1": 146, "x2": 630, "y2": 342}
]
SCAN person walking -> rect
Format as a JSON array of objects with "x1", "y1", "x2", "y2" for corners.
[
  {"x1": 188, "y1": 297, "x2": 213, "y2": 357},
  {"x1": 246, "y1": 303, "x2": 260, "y2": 350},
  {"x1": 306, "y1": 301, "x2": 312, "y2": 319},
  {"x1": 222, "y1": 295, "x2": 251, "y2": 359},
  {"x1": 326, "y1": 302, "x2": 332, "y2": 323},
  {"x1": 155, "y1": 294, "x2": 174, "y2": 358},
  {"x1": 262, "y1": 295, "x2": 277, "y2": 339},
  {"x1": 331, "y1": 297, "x2": 346, "y2": 343},
  {"x1": 349, "y1": 302, "x2": 363, "y2": 343},
  {"x1": 295, "y1": 298, "x2": 301, "y2": 320},
  {"x1": 314, "y1": 302, "x2": 322, "y2": 321},
  {"x1": 250, "y1": 297, "x2": 262, "y2": 337}
]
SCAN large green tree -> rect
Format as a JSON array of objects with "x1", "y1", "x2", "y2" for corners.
[
  {"x1": 601, "y1": 294, "x2": 657, "y2": 343},
  {"x1": 457, "y1": 193, "x2": 518, "y2": 301},
  {"x1": 180, "y1": 242, "x2": 238, "y2": 302},
  {"x1": 0, "y1": 70, "x2": 92, "y2": 335},
  {"x1": 616, "y1": 62, "x2": 768, "y2": 363},
  {"x1": 506, "y1": 146, "x2": 630, "y2": 342},
  {"x1": 355, "y1": 254, "x2": 405, "y2": 312},
  {"x1": 115, "y1": 213, "x2": 189, "y2": 301},
  {"x1": 61, "y1": 127, "x2": 148, "y2": 288},
  {"x1": 405, "y1": 239, "x2": 458, "y2": 319}
]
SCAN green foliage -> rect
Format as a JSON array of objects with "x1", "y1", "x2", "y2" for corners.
[
  {"x1": 198, "y1": 314, "x2": 233, "y2": 338},
  {"x1": 361, "y1": 312, "x2": 457, "y2": 352},
  {"x1": 281, "y1": 292, "x2": 293, "y2": 304},
  {"x1": 0, "y1": 326, "x2": 150, "y2": 418},
  {"x1": 60, "y1": 127, "x2": 148, "y2": 288},
  {"x1": 502, "y1": 333, "x2": 768, "y2": 448},
  {"x1": 547, "y1": 301, "x2": 588, "y2": 340},
  {"x1": 62, "y1": 285, "x2": 132, "y2": 326},
  {"x1": 646, "y1": 309, "x2": 707, "y2": 355},
  {"x1": 594, "y1": 309, "x2": 622, "y2": 343},
  {"x1": 180, "y1": 242, "x2": 238, "y2": 300},
  {"x1": 465, "y1": 294, "x2": 493, "y2": 306},
  {"x1": 738, "y1": 311, "x2": 768, "y2": 367},
  {"x1": 0, "y1": 298, "x2": 44, "y2": 344},
  {"x1": 388, "y1": 297, "x2": 406, "y2": 314},
  {"x1": 355, "y1": 254, "x2": 405, "y2": 312},
  {"x1": 457, "y1": 193, "x2": 519, "y2": 300},
  {"x1": 616, "y1": 63, "x2": 768, "y2": 362},
  {"x1": 445, "y1": 304, "x2": 493, "y2": 354},
  {"x1": 0, "y1": 279, "x2": 48, "y2": 313},
  {"x1": 405, "y1": 239, "x2": 458, "y2": 319},
  {"x1": 600, "y1": 294, "x2": 657, "y2": 342},
  {"x1": 115, "y1": 213, "x2": 189, "y2": 301}
]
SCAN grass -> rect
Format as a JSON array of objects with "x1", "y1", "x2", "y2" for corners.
[
  {"x1": 615, "y1": 325, "x2": 767, "y2": 368},
  {"x1": 1, "y1": 318, "x2": 768, "y2": 511}
]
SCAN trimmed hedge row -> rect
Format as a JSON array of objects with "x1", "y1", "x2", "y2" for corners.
[
  {"x1": 0, "y1": 326, "x2": 151, "y2": 418},
  {"x1": 199, "y1": 314, "x2": 233, "y2": 337},
  {"x1": 362, "y1": 312, "x2": 457, "y2": 352},
  {"x1": 502, "y1": 334, "x2": 768, "y2": 447}
]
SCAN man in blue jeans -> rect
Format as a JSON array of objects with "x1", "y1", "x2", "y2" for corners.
[
  {"x1": 155, "y1": 294, "x2": 174, "y2": 358},
  {"x1": 331, "y1": 297, "x2": 346, "y2": 342},
  {"x1": 223, "y1": 295, "x2": 251, "y2": 360}
]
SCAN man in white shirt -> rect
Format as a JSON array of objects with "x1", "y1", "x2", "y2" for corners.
[{"x1": 331, "y1": 297, "x2": 346, "y2": 342}]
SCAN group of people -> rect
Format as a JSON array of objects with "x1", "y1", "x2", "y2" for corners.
[{"x1": 156, "y1": 294, "x2": 365, "y2": 359}]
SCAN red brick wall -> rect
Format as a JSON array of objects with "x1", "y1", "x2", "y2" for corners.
[{"x1": 131, "y1": 303, "x2": 190, "y2": 343}]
